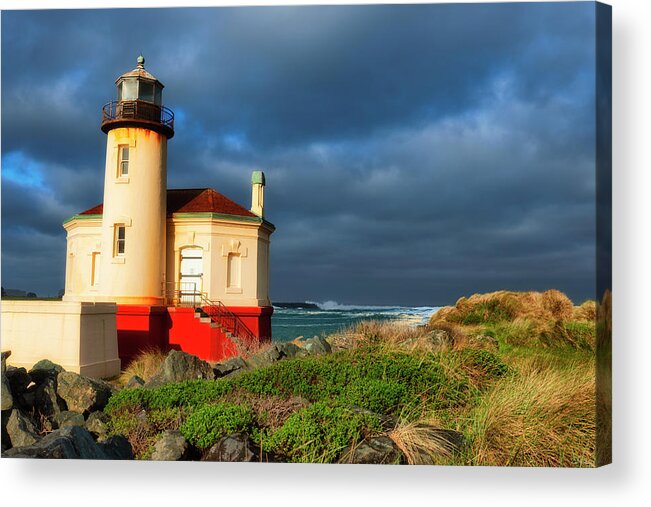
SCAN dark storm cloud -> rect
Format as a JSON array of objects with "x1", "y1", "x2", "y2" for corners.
[{"x1": 1, "y1": 3, "x2": 598, "y2": 303}]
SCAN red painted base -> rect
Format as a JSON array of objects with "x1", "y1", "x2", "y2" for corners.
[{"x1": 116, "y1": 304, "x2": 273, "y2": 366}]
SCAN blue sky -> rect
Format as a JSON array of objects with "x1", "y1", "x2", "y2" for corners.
[{"x1": 1, "y1": 3, "x2": 600, "y2": 304}]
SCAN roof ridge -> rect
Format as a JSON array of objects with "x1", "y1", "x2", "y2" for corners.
[{"x1": 77, "y1": 187, "x2": 256, "y2": 218}]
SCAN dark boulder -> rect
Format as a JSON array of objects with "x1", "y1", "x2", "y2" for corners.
[
  {"x1": 126, "y1": 375, "x2": 145, "y2": 388},
  {"x1": 202, "y1": 432, "x2": 259, "y2": 462},
  {"x1": 246, "y1": 342, "x2": 303, "y2": 369},
  {"x1": 213, "y1": 356, "x2": 246, "y2": 378},
  {"x1": 302, "y1": 336, "x2": 332, "y2": 355},
  {"x1": 245, "y1": 346, "x2": 281, "y2": 370},
  {"x1": 1, "y1": 351, "x2": 13, "y2": 411},
  {"x1": 33, "y1": 377, "x2": 66, "y2": 424},
  {"x1": 276, "y1": 342, "x2": 302, "y2": 359},
  {"x1": 3, "y1": 425, "x2": 109, "y2": 459},
  {"x1": 56, "y1": 371, "x2": 114, "y2": 414},
  {"x1": 29, "y1": 359, "x2": 64, "y2": 384},
  {"x1": 86, "y1": 411, "x2": 110, "y2": 438},
  {"x1": 339, "y1": 436, "x2": 403, "y2": 465},
  {"x1": 427, "y1": 428, "x2": 466, "y2": 455},
  {"x1": 146, "y1": 350, "x2": 215, "y2": 387},
  {"x1": 150, "y1": 430, "x2": 190, "y2": 461},
  {"x1": 6, "y1": 366, "x2": 32, "y2": 396},
  {"x1": 97, "y1": 434, "x2": 133, "y2": 460},
  {"x1": 55, "y1": 411, "x2": 86, "y2": 429},
  {"x1": 6, "y1": 409, "x2": 41, "y2": 448}
]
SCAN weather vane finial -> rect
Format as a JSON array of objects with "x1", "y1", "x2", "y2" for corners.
[{"x1": 137, "y1": 53, "x2": 145, "y2": 68}]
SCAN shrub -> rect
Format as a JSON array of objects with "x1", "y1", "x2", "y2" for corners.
[
  {"x1": 231, "y1": 349, "x2": 501, "y2": 414},
  {"x1": 107, "y1": 405, "x2": 184, "y2": 459},
  {"x1": 180, "y1": 403, "x2": 256, "y2": 449},
  {"x1": 105, "y1": 379, "x2": 235, "y2": 413},
  {"x1": 338, "y1": 378, "x2": 408, "y2": 414},
  {"x1": 263, "y1": 402, "x2": 382, "y2": 463}
]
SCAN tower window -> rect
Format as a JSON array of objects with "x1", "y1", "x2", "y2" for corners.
[
  {"x1": 118, "y1": 145, "x2": 129, "y2": 177},
  {"x1": 114, "y1": 225, "x2": 126, "y2": 256}
]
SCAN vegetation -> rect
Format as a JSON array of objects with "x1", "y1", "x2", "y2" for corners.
[
  {"x1": 103, "y1": 289, "x2": 600, "y2": 466},
  {"x1": 118, "y1": 347, "x2": 167, "y2": 385}
]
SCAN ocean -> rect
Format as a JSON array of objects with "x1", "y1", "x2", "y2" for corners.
[{"x1": 271, "y1": 301, "x2": 442, "y2": 342}]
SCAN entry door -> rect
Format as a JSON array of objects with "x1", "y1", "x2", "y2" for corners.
[{"x1": 179, "y1": 248, "x2": 203, "y2": 305}]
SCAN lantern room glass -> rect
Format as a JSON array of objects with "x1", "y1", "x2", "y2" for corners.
[{"x1": 116, "y1": 78, "x2": 162, "y2": 105}]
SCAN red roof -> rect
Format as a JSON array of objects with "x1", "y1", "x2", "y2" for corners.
[{"x1": 78, "y1": 188, "x2": 257, "y2": 218}]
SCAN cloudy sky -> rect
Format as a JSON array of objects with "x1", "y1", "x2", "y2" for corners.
[{"x1": 2, "y1": 3, "x2": 599, "y2": 305}]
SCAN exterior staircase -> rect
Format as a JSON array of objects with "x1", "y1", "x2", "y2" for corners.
[{"x1": 163, "y1": 282, "x2": 258, "y2": 355}]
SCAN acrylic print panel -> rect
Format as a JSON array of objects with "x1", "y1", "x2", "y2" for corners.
[{"x1": 0, "y1": 2, "x2": 611, "y2": 466}]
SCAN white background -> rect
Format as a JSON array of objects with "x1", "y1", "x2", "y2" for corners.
[{"x1": 1, "y1": 0, "x2": 649, "y2": 505}]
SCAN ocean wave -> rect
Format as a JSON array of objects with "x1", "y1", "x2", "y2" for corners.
[{"x1": 306, "y1": 300, "x2": 407, "y2": 311}]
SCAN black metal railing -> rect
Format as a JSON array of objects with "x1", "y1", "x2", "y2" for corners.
[{"x1": 102, "y1": 100, "x2": 174, "y2": 130}]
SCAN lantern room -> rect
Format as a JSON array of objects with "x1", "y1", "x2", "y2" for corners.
[
  {"x1": 101, "y1": 54, "x2": 174, "y2": 138},
  {"x1": 116, "y1": 54, "x2": 163, "y2": 104}
]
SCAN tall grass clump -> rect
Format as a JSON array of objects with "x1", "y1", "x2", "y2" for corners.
[
  {"x1": 463, "y1": 363, "x2": 595, "y2": 467},
  {"x1": 389, "y1": 418, "x2": 461, "y2": 465},
  {"x1": 118, "y1": 347, "x2": 167, "y2": 385}
]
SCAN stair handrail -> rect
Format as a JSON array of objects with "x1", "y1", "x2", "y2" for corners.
[{"x1": 197, "y1": 293, "x2": 259, "y2": 349}]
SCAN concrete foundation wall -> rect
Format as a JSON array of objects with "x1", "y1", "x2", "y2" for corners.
[{"x1": 1, "y1": 301, "x2": 120, "y2": 379}]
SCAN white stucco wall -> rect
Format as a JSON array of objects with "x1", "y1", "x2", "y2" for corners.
[
  {"x1": 166, "y1": 215, "x2": 273, "y2": 307},
  {"x1": 62, "y1": 218, "x2": 102, "y2": 302},
  {"x1": 1, "y1": 301, "x2": 120, "y2": 379}
]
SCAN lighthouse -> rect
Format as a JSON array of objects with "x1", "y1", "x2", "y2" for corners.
[
  {"x1": 58, "y1": 56, "x2": 275, "y2": 364},
  {"x1": 98, "y1": 55, "x2": 172, "y2": 305}
]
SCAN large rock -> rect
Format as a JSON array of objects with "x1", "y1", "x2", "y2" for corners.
[
  {"x1": 33, "y1": 377, "x2": 66, "y2": 424},
  {"x1": 302, "y1": 336, "x2": 332, "y2": 355},
  {"x1": 3, "y1": 425, "x2": 109, "y2": 459},
  {"x1": 55, "y1": 411, "x2": 86, "y2": 429},
  {"x1": 276, "y1": 342, "x2": 302, "y2": 359},
  {"x1": 97, "y1": 435, "x2": 133, "y2": 460},
  {"x1": 1, "y1": 410, "x2": 10, "y2": 452},
  {"x1": 86, "y1": 411, "x2": 110, "y2": 438},
  {"x1": 426, "y1": 428, "x2": 466, "y2": 455},
  {"x1": 339, "y1": 436, "x2": 403, "y2": 464},
  {"x1": 1, "y1": 351, "x2": 13, "y2": 411},
  {"x1": 29, "y1": 359, "x2": 64, "y2": 384},
  {"x1": 150, "y1": 430, "x2": 189, "y2": 461},
  {"x1": 56, "y1": 371, "x2": 113, "y2": 414},
  {"x1": 246, "y1": 342, "x2": 302, "y2": 370},
  {"x1": 428, "y1": 329, "x2": 454, "y2": 348},
  {"x1": 146, "y1": 350, "x2": 215, "y2": 387},
  {"x1": 6, "y1": 366, "x2": 32, "y2": 396},
  {"x1": 126, "y1": 375, "x2": 145, "y2": 388},
  {"x1": 213, "y1": 357, "x2": 246, "y2": 378},
  {"x1": 6, "y1": 409, "x2": 41, "y2": 448},
  {"x1": 202, "y1": 432, "x2": 259, "y2": 462}
]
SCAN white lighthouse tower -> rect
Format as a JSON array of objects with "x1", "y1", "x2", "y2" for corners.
[{"x1": 97, "y1": 55, "x2": 173, "y2": 305}]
